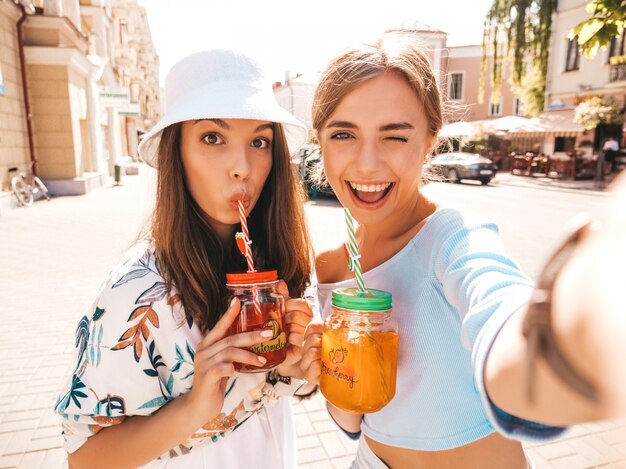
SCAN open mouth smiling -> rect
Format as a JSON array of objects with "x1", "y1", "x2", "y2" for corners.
[{"x1": 346, "y1": 181, "x2": 394, "y2": 205}]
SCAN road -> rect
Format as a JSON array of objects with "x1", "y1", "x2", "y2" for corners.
[
  {"x1": 0, "y1": 168, "x2": 624, "y2": 468},
  {"x1": 305, "y1": 179, "x2": 610, "y2": 281}
]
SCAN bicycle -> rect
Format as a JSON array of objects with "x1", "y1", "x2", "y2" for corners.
[{"x1": 9, "y1": 163, "x2": 51, "y2": 207}]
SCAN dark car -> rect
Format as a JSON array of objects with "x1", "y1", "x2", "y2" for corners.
[
  {"x1": 292, "y1": 145, "x2": 336, "y2": 198},
  {"x1": 426, "y1": 152, "x2": 498, "y2": 185}
]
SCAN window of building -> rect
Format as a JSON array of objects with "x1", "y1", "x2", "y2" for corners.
[
  {"x1": 565, "y1": 37, "x2": 580, "y2": 72},
  {"x1": 609, "y1": 34, "x2": 626, "y2": 62},
  {"x1": 554, "y1": 136, "x2": 576, "y2": 152},
  {"x1": 448, "y1": 72, "x2": 464, "y2": 101},
  {"x1": 118, "y1": 19, "x2": 127, "y2": 44},
  {"x1": 488, "y1": 97, "x2": 502, "y2": 116},
  {"x1": 513, "y1": 96, "x2": 524, "y2": 116}
]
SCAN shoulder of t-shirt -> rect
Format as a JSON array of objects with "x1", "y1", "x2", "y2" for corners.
[
  {"x1": 420, "y1": 206, "x2": 498, "y2": 239},
  {"x1": 94, "y1": 239, "x2": 168, "y2": 318},
  {"x1": 413, "y1": 208, "x2": 500, "y2": 259},
  {"x1": 107, "y1": 239, "x2": 163, "y2": 287}
]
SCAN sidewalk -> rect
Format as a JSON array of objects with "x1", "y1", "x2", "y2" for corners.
[
  {"x1": 0, "y1": 168, "x2": 624, "y2": 469},
  {"x1": 494, "y1": 170, "x2": 621, "y2": 195}
]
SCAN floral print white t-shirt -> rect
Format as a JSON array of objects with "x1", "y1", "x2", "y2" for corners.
[{"x1": 55, "y1": 239, "x2": 296, "y2": 467}]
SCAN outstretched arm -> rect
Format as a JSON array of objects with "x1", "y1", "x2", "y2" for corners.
[{"x1": 485, "y1": 171, "x2": 626, "y2": 426}]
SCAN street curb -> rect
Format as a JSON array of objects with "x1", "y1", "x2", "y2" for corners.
[{"x1": 493, "y1": 174, "x2": 610, "y2": 197}]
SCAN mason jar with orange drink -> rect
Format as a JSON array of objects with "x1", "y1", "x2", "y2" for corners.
[{"x1": 320, "y1": 287, "x2": 399, "y2": 413}]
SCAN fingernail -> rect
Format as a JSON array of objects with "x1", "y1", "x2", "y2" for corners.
[
  {"x1": 230, "y1": 298, "x2": 237, "y2": 307},
  {"x1": 258, "y1": 356, "x2": 267, "y2": 364},
  {"x1": 260, "y1": 329, "x2": 273, "y2": 338}
]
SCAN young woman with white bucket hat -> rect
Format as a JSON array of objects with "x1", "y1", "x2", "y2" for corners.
[{"x1": 55, "y1": 48, "x2": 316, "y2": 468}]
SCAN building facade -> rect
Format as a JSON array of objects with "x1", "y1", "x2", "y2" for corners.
[
  {"x1": 547, "y1": 0, "x2": 625, "y2": 111},
  {"x1": 271, "y1": 20, "x2": 523, "y2": 139},
  {"x1": 445, "y1": 45, "x2": 523, "y2": 122},
  {"x1": 273, "y1": 72, "x2": 316, "y2": 131},
  {"x1": 543, "y1": 0, "x2": 626, "y2": 154},
  {"x1": 0, "y1": 0, "x2": 159, "y2": 211},
  {"x1": 0, "y1": 0, "x2": 31, "y2": 206},
  {"x1": 500, "y1": 0, "x2": 626, "y2": 165}
]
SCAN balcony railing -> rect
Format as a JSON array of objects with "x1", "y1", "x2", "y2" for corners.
[{"x1": 609, "y1": 62, "x2": 626, "y2": 82}]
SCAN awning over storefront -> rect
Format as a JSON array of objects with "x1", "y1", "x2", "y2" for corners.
[
  {"x1": 484, "y1": 115, "x2": 532, "y2": 132},
  {"x1": 440, "y1": 120, "x2": 485, "y2": 138},
  {"x1": 507, "y1": 110, "x2": 586, "y2": 138}
]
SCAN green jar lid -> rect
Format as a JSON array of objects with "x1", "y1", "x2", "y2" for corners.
[{"x1": 331, "y1": 287, "x2": 392, "y2": 311}]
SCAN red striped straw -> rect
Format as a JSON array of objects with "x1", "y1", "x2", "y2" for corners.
[
  {"x1": 237, "y1": 199, "x2": 262, "y2": 317},
  {"x1": 237, "y1": 200, "x2": 256, "y2": 273}
]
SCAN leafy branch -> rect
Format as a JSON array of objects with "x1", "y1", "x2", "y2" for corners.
[{"x1": 570, "y1": 0, "x2": 626, "y2": 58}]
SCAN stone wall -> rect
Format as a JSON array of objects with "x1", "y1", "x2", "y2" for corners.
[{"x1": 27, "y1": 63, "x2": 76, "y2": 179}]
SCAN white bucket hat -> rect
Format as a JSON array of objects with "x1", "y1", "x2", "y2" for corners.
[{"x1": 138, "y1": 49, "x2": 308, "y2": 168}]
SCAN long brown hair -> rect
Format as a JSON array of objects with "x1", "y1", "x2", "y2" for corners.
[{"x1": 152, "y1": 122, "x2": 312, "y2": 332}]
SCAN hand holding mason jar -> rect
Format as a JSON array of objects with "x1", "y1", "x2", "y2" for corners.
[
  {"x1": 302, "y1": 287, "x2": 399, "y2": 414},
  {"x1": 225, "y1": 270, "x2": 287, "y2": 372},
  {"x1": 320, "y1": 287, "x2": 398, "y2": 413}
]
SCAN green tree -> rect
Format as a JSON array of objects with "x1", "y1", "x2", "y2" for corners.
[
  {"x1": 574, "y1": 96, "x2": 624, "y2": 129},
  {"x1": 481, "y1": 0, "x2": 557, "y2": 116},
  {"x1": 569, "y1": 0, "x2": 626, "y2": 59}
]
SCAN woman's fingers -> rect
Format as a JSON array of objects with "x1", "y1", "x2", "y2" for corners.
[
  {"x1": 202, "y1": 329, "x2": 274, "y2": 358},
  {"x1": 198, "y1": 347, "x2": 268, "y2": 373},
  {"x1": 301, "y1": 330, "x2": 322, "y2": 360},
  {"x1": 304, "y1": 320, "x2": 324, "y2": 339},
  {"x1": 287, "y1": 332, "x2": 305, "y2": 348},
  {"x1": 277, "y1": 279, "x2": 290, "y2": 297},
  {"x1": 284, "y1": 309, "x2": 312, "y2": 331},
  {"x1": 285, "y1": 298, "x2": 313, "y2": 316},
  {"x1": 300, "y1": 343, "x2": 322, "y2": 384},
  {"x1": 198, "y1": 297, "x2": 242, "y2": 350},
  {"x1": 300, "y1": 321, "x2": 323, "y2": 384},
  {"x1": 283, "y1": 306, "x2": 314, "y2": 350}
]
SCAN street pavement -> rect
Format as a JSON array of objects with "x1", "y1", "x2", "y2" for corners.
[{"x1": 0, "y1": 166, "x2": 625, "y2": 468}]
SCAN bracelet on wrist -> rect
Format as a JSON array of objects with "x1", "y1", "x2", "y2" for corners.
[
  {"x1": 522, "y1": 217, "x2": 598, "y2": 403},
  {"x1": 266, "y1": 369, "x2": 313, "y2": 398}
]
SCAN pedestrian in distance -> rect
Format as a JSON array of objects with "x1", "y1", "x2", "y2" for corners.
[
  {"x1": 300, "y1": 34, "x2": 626, "y2": 469},
  {"x1": 602, "y1": 136, "x2": 619, "y2": 174},
  {"x1": 55, "y1": 48, "x2": 317, "y2": 469}
]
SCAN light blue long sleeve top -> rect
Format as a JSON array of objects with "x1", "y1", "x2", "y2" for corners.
[{"x1": 317, "y1": 208, "x2": 566, "y2": 450}]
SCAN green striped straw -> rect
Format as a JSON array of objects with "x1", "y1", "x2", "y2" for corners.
[{"x1": 343, "y1": 208, "x2": 366, "y2": 294}]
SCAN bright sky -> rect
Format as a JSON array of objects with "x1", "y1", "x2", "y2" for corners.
[{"x1": 137, "y1": 0, "x2": 493, "y2": 85}]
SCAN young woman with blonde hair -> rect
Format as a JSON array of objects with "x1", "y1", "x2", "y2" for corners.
[{"x1": 301, "y1": 34, "x2": 626, "y2": 469}]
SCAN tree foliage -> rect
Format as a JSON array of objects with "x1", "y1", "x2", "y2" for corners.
[
  {"x1": 569, "y1": 0, "x2": 626, "y2": 59},
  {"x1": 574, "y1": 96, "x2": 624, "y2": 129},
  {"x1": 481, "y1": 0, "x2": 557, "y2": 116}
]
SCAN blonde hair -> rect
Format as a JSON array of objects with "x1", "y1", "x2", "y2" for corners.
[
  {"x1": 312, "y1": 34, "x2": 444, "y2": 137},
  {"x1": 310, "y1": 34, "x2": 446, "y2": 186}
]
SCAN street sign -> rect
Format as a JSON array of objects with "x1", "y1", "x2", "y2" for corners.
[
  {"x1": 100, "y1": 86, "x2": 130, "y2": 108},
  {"x1": 117, "y1": 102, "x2": 140, "y2": 116}
]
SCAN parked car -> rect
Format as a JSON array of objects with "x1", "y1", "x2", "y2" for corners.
[
  {"x1": 426, "y1": 152, "x2": 498, "y2": 185},
  {"x1": 292, "y1": 145, "x2": 335, "y2": 198}
]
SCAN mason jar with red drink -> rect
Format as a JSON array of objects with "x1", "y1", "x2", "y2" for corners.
[{"x1": 225, "y1": 270, "x2": 287, "y2": 372}]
